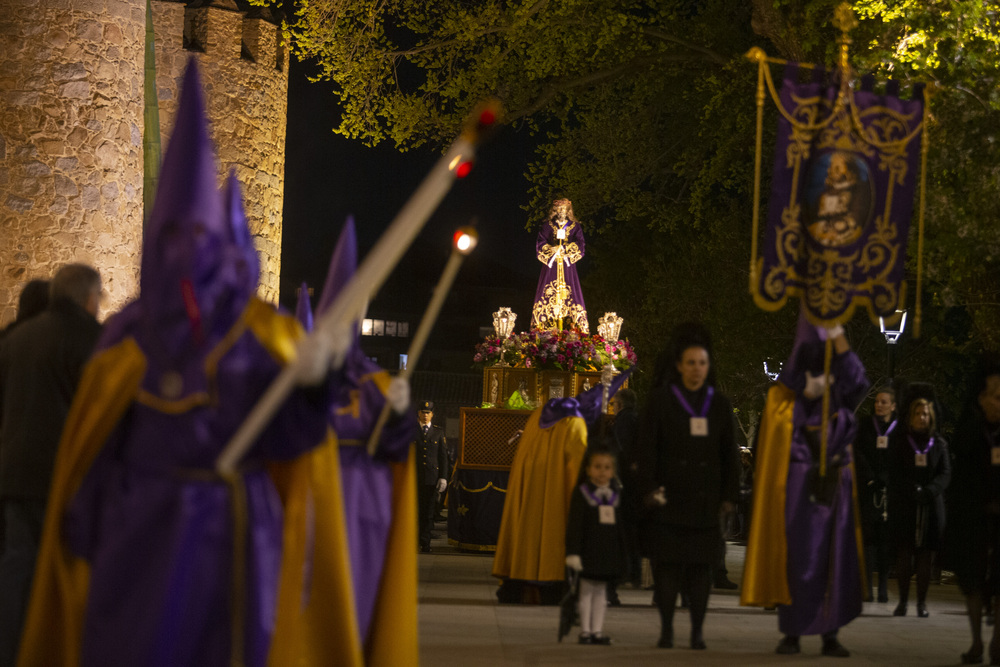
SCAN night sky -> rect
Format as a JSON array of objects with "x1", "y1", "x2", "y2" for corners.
[{"x1": 278, "y1": 58, "x2": 540, "y2": 319}]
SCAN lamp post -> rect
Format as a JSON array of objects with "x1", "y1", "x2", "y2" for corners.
[{"x1": 879, "y1": 309, "x2": 907, "y2": 381}]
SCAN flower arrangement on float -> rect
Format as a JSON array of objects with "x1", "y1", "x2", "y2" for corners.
[{"x1": 473, "y1": 328, "x2": 637, "y2": 372}]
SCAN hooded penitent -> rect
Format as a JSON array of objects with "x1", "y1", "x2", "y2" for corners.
[
  {"x1": 319, "y1": 217, "x2": 417, "y2": 649},
  {"x1": 492, "y1": 370, "x2": 631, "y2": 590},
  {"x1": 18, "y1": 59, "x2": 329, "y2": 667},
  {"x1": 741, "y1": 309, "x2": 869, "y2": 637}
]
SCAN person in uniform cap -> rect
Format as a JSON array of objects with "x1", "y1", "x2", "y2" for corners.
[{"x1": 417, "y1": 401, "x2": 447, "y2": 552}]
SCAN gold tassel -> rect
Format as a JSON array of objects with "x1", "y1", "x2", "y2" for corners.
[
  {"x1": 748, "y1": 48, "x2": 766, "y2": 294},
  {"x1": 914, "y1": 85, "x2": 935, "y2": 339}
]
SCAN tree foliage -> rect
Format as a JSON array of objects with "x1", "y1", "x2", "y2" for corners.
[{"x1": 266, "y1": 0, "x2": 1000, "y2": 428}]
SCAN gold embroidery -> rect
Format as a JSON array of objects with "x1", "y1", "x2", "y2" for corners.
[
  {"x1": 753, "y1": 92, "x2": 918, "y2": 323},
  {"x1": 136, "y1": 297, "x2": 301, "y2": 414}
]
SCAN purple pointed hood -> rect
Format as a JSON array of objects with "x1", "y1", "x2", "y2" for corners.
[
  {"x1": 316, "y1": 217, "x2": 358, "y2": 317},
  {"x1": 317, "y1": 218, "x2": 379, "y2": 387},
  {"x1": 295, "y1": 282, "x2": 314, "y2": 332},
  {"x1": 221, "y1": 171, "x2": 260, "y2": 303},
  {"x1": 140, "y1": 61, "x2": 228, "y2": 328}
]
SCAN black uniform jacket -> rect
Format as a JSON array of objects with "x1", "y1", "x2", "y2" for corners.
[{"x1": 416, "y1": 423, "x2": 448, "y2": 485}]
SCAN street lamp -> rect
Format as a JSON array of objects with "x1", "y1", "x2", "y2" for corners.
[
  {"x1": 763, "y1": 361, "x2": 782, "y2": 382},
  {"x1": 879, "y1": 309, "x2": 907, "y2": 381}
]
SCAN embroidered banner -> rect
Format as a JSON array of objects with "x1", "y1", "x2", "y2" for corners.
[{"x1": 752, "y1": 65, "x2": 925, "y2": 325}]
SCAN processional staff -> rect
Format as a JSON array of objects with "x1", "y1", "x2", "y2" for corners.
[{"x1": 216, "y1": 102, "x2": 500, "y2": 475}]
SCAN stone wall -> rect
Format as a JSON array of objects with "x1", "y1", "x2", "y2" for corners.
[
  {"x1": 0, "y1": 0, "x2": 146, "y2": 323},
  {"x1": 154, "y1": 1, "x2": 288, "y2": 304},
  {"x1": 0, "y1": 0, "x2": 288, "y2": 324}
]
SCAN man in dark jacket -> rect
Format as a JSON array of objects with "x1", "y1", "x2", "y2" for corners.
[
  {"x1": 0, "y1": 264, "x2": 102, "y2": 664},
  {"x1": 416, "y1": 400, "x2": 448, "y2": 552}
]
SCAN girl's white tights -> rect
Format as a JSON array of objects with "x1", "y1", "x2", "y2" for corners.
[{"x1": 577, "y1": 577, "x2": 607, "y2": 635}]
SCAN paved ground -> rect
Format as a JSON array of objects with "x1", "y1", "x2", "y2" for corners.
[{"x1": 418, "y1": 524, "x2": 981, "y2": 666}]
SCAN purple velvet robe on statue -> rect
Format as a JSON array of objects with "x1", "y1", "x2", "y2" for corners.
[
  {"x1": 60, "y1": 62, "x2": 329, "y2": 667},
  {"x1": 776, "y1": 332, "x2": 869, "y2": 637},
  {"x1": 531, "y1": 217, "x2": 588, "y2": 332}
]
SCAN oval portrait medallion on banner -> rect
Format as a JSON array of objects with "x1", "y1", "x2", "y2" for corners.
[{"x1": 802, "y1": 151, "x2": 874, "y2": 248}]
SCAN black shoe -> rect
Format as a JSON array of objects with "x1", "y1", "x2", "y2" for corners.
[
  {"x1": 578, "y1": 633, "x2": 593, "y2": 645},
  {"x1": 877, "y1": 593, "x2": 889, "y2": 603},
  {"x1": 592, "y1": 634, "x2": 612, "y2": 645},
  {"x1": 420, "y1": 545, "x2": 431, "y2": 553},
  {"x1": 961, "y1": 646, "x2": 984, "y2": 664},
  {"x1": 714, "y1": 577, "x2": 738, "y2": 590},
  {"x1": 917, "y1": 603, "x2": 929, "y2": 618},
  {"x1": 607, "y1": 594, "x2": 621, "y2": 607},
  {"x1": 822, "y1": 639, "x2": 851, "y2": 657},
  {"x1": 691, "y1": 630, "x2": 706, "y2": 650},
  {"x1": 776, "y1": 636, "x2": 800, "y2": 655},
  {"x1": 893, "y1": 602, "x2": 907, "y2": 616},
  {"x1": 658, "y1": 630, "x2": 673, "y2": 649}
]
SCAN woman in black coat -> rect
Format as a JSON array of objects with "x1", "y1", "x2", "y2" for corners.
[
  {"x1": 633, "y1": 323, "x2": 739, "y2": 651},
  {"x1": 887, "y1": 383, "x2": 951, "y2": 618},
  {"x1": 946, "y1": 363, "x2": 1000, "y2": 665}
]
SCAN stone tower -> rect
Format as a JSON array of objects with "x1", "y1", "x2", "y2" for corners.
[{"x1": 0, "y1": 0, "x2": 288, "y2": 324}]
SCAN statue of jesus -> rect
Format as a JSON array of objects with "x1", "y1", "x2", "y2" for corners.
[{"x1": 531, "y1": 199, "x2": 588, "y2": 332}]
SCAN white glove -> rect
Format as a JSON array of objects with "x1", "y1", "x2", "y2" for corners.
[
  {"x1": 547, "y1": 255, "x2": 556, "y2": 268},
  {"x1": 436, "y1": 478, "x2": 447, "y2": 493},
  {"x1": 815, "y1": 323, "x2": 845, "y2": 341},
  {"x1": 648, "y1": 486, "x2": 667, "y2": 507},
  {"x1": 387, "y1": 377, "x2": 410, "y2": 414},
  {"x1": 565, "y1": 554, "x2": 583, "y2": 571},
  {"x1": 803, "y1": 370, "x2": 835, "y2": 400},
  {"x1": 292, "y1": 333, "x2": 332, "y2": 386},
  {"x1": 563, "y1": 257, "x2": 571, "y2": 267}
]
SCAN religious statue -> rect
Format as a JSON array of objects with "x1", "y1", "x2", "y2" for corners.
[{"x1": 531, "y1": 199, "x2": 588, "y2": 332}]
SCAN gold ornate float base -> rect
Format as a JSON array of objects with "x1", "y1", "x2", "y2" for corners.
[{"x1": 481, "y1": 367, "x2": 606, "y2": 408}]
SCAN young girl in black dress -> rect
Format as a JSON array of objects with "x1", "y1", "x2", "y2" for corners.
[{"x1": 565, "y1": 446, "x2": 627, "y2": 644}]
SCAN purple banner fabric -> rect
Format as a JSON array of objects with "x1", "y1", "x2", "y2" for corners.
[{"x1": 754, "y1": 65, "x2": 924, "y2": 325}]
